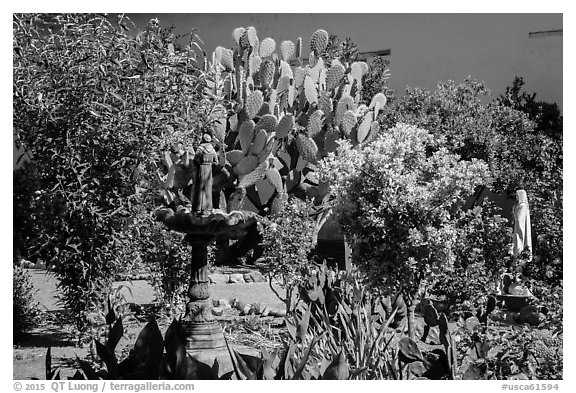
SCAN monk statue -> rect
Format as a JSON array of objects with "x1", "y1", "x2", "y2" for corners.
[{"x1": 191, "y1": 133, "x2": 218, "y2": 216}]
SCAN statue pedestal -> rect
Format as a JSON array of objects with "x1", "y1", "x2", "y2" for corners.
[{"x1": 183, "y1": 234, "x2": 226, "y2": 351}]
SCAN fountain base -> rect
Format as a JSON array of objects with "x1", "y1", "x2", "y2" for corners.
[{"x1": 182, "y1": 320, "x2": 226, "y2": 350}]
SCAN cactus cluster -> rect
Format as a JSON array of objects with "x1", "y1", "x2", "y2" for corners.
[{"x1": 159, "y1": 26, "x2": 389, "y2": 217}]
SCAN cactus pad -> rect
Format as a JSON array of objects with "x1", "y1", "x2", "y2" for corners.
[
  {"x1": 325, "y1": 63, "x2": 346, "y2": 91},
  {"x1": 287, "y1": 86, "x2": 296, "y2": 107},
  {"x1": 255, "y1": 113, "x2": 278, "y2": 134},
  {"x1": 276, "y1": 114, "x2": 295, "y2": 138},
  {"x1": 350, "y1": 61, "x2": 363, "y2": 83},
  {"x1": 294, "y1": 67, "x2": 307, "y2": 88},
  {"x1": 220, "y1": 48, "x2": 234, "y2": 71},
  {"x1": 307, "y1": 110, "x2": 324, "y2": 137},
  {"x1": 356, "y1": 112, "x2": 373, "y2": 144},
  {"x1": 249, "y1": 53, "x2": 262, "y2": 77},
  {"x1": 257, "y1": 137, "x2": 277, "y2": 162},
  {"x1": 276, "y1": 74, "x2": 291, "y2": 94},
  {"x1": 239, "y1": 120, "x2": 256, "y2": 154},
  {"x1": 226, "y1": 150, "x2": 246, "y2": 166},
  {"x1": 319, "y1": 92, "x2": 332, "y2": 114},
  {"x1": 341, "y1": 110, "x2": 357, "y2": 136},
  {"x1": 295, "y1": 37, "x2": 303, "y2": 59},
  {"x1": 308, "y1": 51, "x2": 318, "y2": 68},
  {"x1": 214, "y1": 46, "x2": 225, "y2": 63},
  {"x1": 266, "y1": 167, "x2": 283, "y2": 193},
  {"x1": 309, "y1": 56, "x2": 324, "y2": 83},
  {"x1": 304, "y1": 75, "x2": 318, "y2": 105},
  {"x1": 310, "y1": 29, "x2": 329, "y2": 55},
  {"x1": 233, "y1": 27, "x2": 245, "y2": 46},
  {"x1": 268, "y1": 89, "x2": 277, "y2": 113},
  {"x1": 259, "y1": 37, "x2": 276, "y2": 58},
  {"x1": 335, "y1": 95, "x2": 355, "y2": 125},
  {"x1": 234, "y1": 155, "x2": 259, "y2": 176},
  {"x1": 249, "y1": 129, "x2": 268, "y2": 155},
  {"x1": 280, "y1": 40, "x2": 295, "y2": 62},
  {"x1": 279, "y1": 60, "x2": 293, "y2": 79},
  {"x1": 238, "y1": 160, "x2": 269, "y2": 189},
  {"x1": 295, "y1": 133, "x2": 318, "y2": 162},
  {"x1": 245, "y1": 90, "x2": 264, "y2": 119},
  {"x1": 246, "y1": 26, "x2": 258, "y2": 47},
  {"x1": 259, "y1": 59, "x2": 276, "y2": 89}
]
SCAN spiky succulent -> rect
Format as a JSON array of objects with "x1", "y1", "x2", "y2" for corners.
[{"x1": 310, "y1": 29, "x2": 329, "y2": 55}]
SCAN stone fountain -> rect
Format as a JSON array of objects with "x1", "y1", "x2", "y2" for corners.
[{"x1": 156, "y1": 134, "x2": 261, "y2": 362}]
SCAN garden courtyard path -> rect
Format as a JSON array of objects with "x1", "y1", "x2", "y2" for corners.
[{"x1": 14, "y1": 268, "x2": 285, "y2": 379}]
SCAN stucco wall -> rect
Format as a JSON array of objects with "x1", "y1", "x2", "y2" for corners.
[{"x1": 128, "y1": 13, "x2": 562, "y2": 111}]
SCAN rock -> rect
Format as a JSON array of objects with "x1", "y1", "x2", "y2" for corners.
[
  {"x1": 216, "y1": 298, "x2": 231, "y2": 308},
  {"x1": 229, "y1": 273, "x2": 245, "y2": 284},
  {"x1": 260, "y1": 306, "x2": 269, "y2": 317},
  {"x1": 268, "y1": 309, "x2": 286, "y2": 317},
  {"x1": 212, "y1": 306, "x2": 225, "y2": 316},
  {"x1": 210, "y1": 274, "x2": 229, "y2": 285},
  {"x1": 243, "y1": 273, "x2": 254, "y2": 283},
  {"x1": 33, "y1": 261, "x2": 45, "y2": 269},
  {"x1": 234, "y1": 300, "x2": 248, "y2": 312},
  {"x1": 250, "y1": 271, "x2": 266, "y2": 283}
]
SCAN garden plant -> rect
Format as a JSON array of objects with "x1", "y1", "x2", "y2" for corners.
[{"x1": 13, "y1": 14, "x2": 562, "y2": 381}]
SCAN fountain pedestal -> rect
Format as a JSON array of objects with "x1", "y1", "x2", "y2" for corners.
[{"x1": 182, "y1": 234, "x2": 226, "y2": 350}]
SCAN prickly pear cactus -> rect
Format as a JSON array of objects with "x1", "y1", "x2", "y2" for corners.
[{"x1": 191, "y1": 25, "x2": 390, "y2": 216}]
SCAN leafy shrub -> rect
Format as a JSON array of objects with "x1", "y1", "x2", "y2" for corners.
[
  {"x1": 498, "y1": 77, "x2": 562, "y2": 286},
  {"x1": 381, "y1": 78, "x2": 562, "y2": 285},
  {"x1": 429, "y1": 205, "x2": 512, "y2": 317},
  {"x1": 138, "y1": 214, "x2": 190, "y2": 318},
  {"x1": 13, "y1": 14, "x2": 207, "y2": 329},
  {"x1": 320, "y1": 123, "x2": 490, "y2": 338},
  {"x1": 454, "y1": 320, "x2": 562, "y2": 380},
  {"x1": 13, "y1": 266, "x2": 41, "y2": 342},
  {"x1": 258, "y1": 198, "x2": 317, "y2": 314}
]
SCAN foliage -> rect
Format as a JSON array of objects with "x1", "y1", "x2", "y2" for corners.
[
  {"x1": 136, "y1": 214, "x2": 190, "y2": 318},
  {"x1": 13, "y1": 266, "x2": 41, "y2": 343},
  {"x1": 380, "y1": 78, "x2": 529, "y2": 192},
  {"x1": 320, "y1": 123, "x2": 490, "y2": 338},
  {"x1": 13, "y1": 163, "x2": 41, "y2": 264},
  {"x1": 497, "y1": 77, "x2": 562, "y2": 285},
  {"x1": 296, "y1": 264, "x2": 400, "y2": 379},
  {"x1": 361, "y1": 56, "x2": 393, "y2": 107},
  {"x1": 454, "y1": 318, "x2": 562, "y2": 380},
  {"x1": 258, "y1": 198, "x2": 317, "y2": 314},
  {"x1": 497, "y1": 76, "x2": 562, "y2": 141},
  {"x1": 323, "y1": 34, "x2": 359, "y2": 64},
  {"x1": 380, "y1": 78, "x2": 562, "y2": 285},
  {"x1": 13, "y1": 13, "x2": 207, "y2": 329},
  {"x1": 429, "y1": 204, "x2": 512, "y2": 316}
]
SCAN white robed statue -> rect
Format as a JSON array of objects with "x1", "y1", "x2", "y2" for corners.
[{"x1": 512, "y1": 189, "x2": 532, "y2": 263}]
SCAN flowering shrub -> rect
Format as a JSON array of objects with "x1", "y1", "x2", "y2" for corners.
[
  {"x1": 258, "y1": 198, "x2": 317, "y2": 314},
  {"x1": 381, "y1": 78, "x2": 562, "y2": 286},
  {"x1": 320, "y1": 123, "x2": 490, "y2": 338}
]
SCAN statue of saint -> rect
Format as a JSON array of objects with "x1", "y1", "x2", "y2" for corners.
[
  {"x1": 512, "y1": 189, "x2": 532, "y2": 267},
  {"x1": 192, "y1": 134, "x2": 218, "y2": 216}
]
